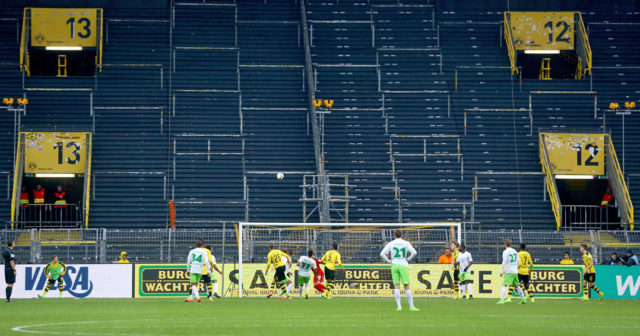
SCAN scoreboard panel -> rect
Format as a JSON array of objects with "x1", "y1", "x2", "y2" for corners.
[
  {"x1": 23, "y1": 132, "x2": 90, "y2": 174},
  {"x1": 542, "y1": 132, "x2": 605, "y2": 175},
  {"x1": 510, "y1": 12, "x2": 575, "y2": 51},
  {"x1": 29, "y1": 8, "x2": 99, "y2": 48}
]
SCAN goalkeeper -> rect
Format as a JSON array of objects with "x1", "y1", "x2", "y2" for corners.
[{"x1": 38, "y1": 256, "x2": 67, "y2": 298}]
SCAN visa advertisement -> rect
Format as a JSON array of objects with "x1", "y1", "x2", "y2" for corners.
[{"x1": 1, "y1": 264, "x2": 132, "y2": 298}]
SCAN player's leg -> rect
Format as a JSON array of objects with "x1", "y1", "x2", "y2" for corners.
[
  {"x1": 201, "y1": 274, "x2": 213, "y2": 300},
  {"x1": 5, "y1": 269, "x2": 14, "y2": 302},
  {"x1": 466, "y1": 280, "x2": 473, "y2": 298},
  {"x1": 453, "y1": 270, "x2": 460, "y2": 299},
  {"x1": 40, "y1": 278, "x2": 55, "y2": 298},
  {"x1": 298, "y1": 276, "x2": 309, "y2": 298},
  {"x1": 58, "y1": 278, "x2": 64, "y2": 298},
  {"x1": 325, "y1": 268, "x2": 335, "y2": 295},
  {"x1": 588, "y1": 274, "x2": 604, "y2": 299},
  {"x1": 267, "y1": 276, "x2": 277, "y2": 298},
  {"x1": 391, "y1": 265, "x2": 403, "y2": 310},
  {"x1": 400, "y1": 266, "x2": 418, "y2": 311},
  {"x1": 459, "y1": 280, "x2": 466, "y2": 298},
  {"x1": 582, "y1": 274, "x2": 592, "y2": 300},
  {"x1": 212, "y1": 278, "x2": 221, "y2": 298}
]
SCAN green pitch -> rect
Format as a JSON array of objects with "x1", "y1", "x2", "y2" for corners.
[{"x1": 3, "y1": 298, "x2": 636, "y2": 335}]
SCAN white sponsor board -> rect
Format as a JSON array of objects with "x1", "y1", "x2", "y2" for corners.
[{"x1": 1, "y1": 264, "x2": 132, "y2": 298}]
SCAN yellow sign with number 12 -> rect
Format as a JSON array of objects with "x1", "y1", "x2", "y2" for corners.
[
  {"x1": 29, "y1": 8, "x2": 99, "y2": 47},
  {"x1": 542, "y1": 133, "x2": 605, "y2": 175},
  {"x1": 23, "y1": 132, "x2": 90, "y2": 174}
]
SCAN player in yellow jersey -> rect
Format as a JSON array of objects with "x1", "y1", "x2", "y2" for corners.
[
  {"x1": 201, "y1": 245, "x2": 223, "y2": 302},
  {"x1": 451, "y1": 242, "x2": 461, "y2": 298},
  {"x1": 265, "y1": 242, "x2": 291, "y2": 299},
  {"x1": 321, "y1": 242, "x2": 345, "y2": 297},
  {"x1": 580, "y1": 244, "x2": 604, "y2": 300},
  {"x1": 507, "y1": 243, "x2": 534, "y2": 303}
]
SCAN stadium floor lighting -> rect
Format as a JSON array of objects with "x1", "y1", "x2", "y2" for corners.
[
  {"x1": 45, "y1": 46, "x2": 82, "y2": 51},
  {"x1": 555, "y1": 174, "x2": 594, "y2": 179},
  {"x1": 524, "y1": 50, "x2": 560, "y2": 54},
  {"x1": 35, "y1": 173, "x2": 75, "y2": 178}
]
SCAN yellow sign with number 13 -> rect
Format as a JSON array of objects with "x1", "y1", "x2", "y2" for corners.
[
  {"x1": 23, "y1": 132, "x2": 90, "y2": 174},
  {"x1": 29, "y1": 8, "x2": 99, "y2": 47}
]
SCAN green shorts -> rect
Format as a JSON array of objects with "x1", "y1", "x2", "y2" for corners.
[
  {"x1": 298, "y1": 275, "x2": 310, "y2": 286},
  {"x1": 190, "y1": 273, "x2": 202, "y2": 284},
  {"x1": 503, "y1": 273, "x2": 519, "y2": 287},
  {"x1": 210, "y1": 271, "x2": 217, "y2": 281},
  {"x1": 391, "y1": 264, "x2": 410, "y2": 285},
  {"x1": 459, "y1": 271, "x2": 471, "y2": 282}
]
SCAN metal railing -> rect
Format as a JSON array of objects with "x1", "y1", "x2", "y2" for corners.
[
  {"x1": 605, "y1": 135, "x2": 634, "y2": 229},
  {"x1": 2, "y1": 228, "x2": 638, "y2": 266},
  {"x1": 15, "y1": 204, "x2": 82, "y2": 229},
  {"x1": 539, "y1": 133, "x2": 562, "y2": 230},
  {"x1": 562, "y1": 205, "x2": 610, "y2": 229},
  {"x1": 575, "y1": 12, "x2": 592, "y2": 77},
  {"x1": 502, "y1": 13, "x2": 518, "y2": 75}
]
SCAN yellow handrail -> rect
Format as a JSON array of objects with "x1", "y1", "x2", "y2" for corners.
[
  {"x1": 539, "y1": 133, "x2": 562, "y2": 230},
  {"x1": 97, "y1": 9, "x2": 103, "y2": 72},
  {"x1": 19, "y1": 8, "x2": 27, "y2": 72},
  {"x1": 606, "y1": 136, "x2": 634, "y2": 229},
  {"x1": 575, "y1": 12, "x2": 592, "y2": 76},
  {"x1": 503, "y1": 13, "x2": 518, "y2": 75}
]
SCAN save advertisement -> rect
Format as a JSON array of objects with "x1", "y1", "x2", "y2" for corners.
[
  {"x1": 134, "y1": 263, "x2": 583, "y2": 298},
  {"x1": 1, "y1": 264, "x2": 132, "y2": 299},
  {"x1": 594, "y1": 265, "x2": 640, "y2": 299}
]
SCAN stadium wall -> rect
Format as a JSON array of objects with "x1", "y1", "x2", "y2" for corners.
[{"x1": 594, "y1": 265, "x2": 640, "y2": 300}]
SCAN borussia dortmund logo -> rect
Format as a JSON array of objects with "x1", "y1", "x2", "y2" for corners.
[
  {"x1": 35, "y1": 33, "x2": 45, "y2": 44},
  {"x1": 28, "y1": 161, "x2": 37, "y2": 170}
]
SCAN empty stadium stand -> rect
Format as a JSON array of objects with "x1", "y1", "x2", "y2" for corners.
[{"x1": 0, "y1": 0, "x2": 638, "y2": 231}]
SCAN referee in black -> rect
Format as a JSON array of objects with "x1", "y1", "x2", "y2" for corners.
[{"x1": 3, "y1": 240, "x2": 16, "y2": 303}]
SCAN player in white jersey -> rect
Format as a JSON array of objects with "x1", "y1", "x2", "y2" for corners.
[
  {"x1": 456, "y1": 244, "x2": 473, "y2": 299},
  {"x1": 186, "y1": 240, "x2": 211, "y2": 303},
  {"x1": 297, "y1": 250, "x2": 318, "y2": 299},
  {"x1": 380, "y1": 229, "x2": 419, "y2": 311},
  {"x1": 497, "y1": 239, "x2": 526, "y2": 304}
]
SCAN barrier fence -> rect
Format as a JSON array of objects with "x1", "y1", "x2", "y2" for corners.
[{"x1": 1, "y1": 228, "x2": 639, "y2": 265}]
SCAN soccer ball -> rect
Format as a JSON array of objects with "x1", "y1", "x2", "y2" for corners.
[{"x1": 276, "y1": 172, "x2": 284, "y2": 180}]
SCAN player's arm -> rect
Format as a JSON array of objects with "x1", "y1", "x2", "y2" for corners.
[
  {"x1": 204, "y1": 253, "x2": 212, "y2": 272},
  {"x1": 464, "y1": 256, "x2": 473, "y2": 272},
  {"x1": 407, "y1": 244, "x2": 418, "y2": 262},
  {"x1": 380, "y1": 244, "x2": 392, "y2": 263},
  {"x1": 265, "y1": 254, "x2": 272, "y2": 274},
  {"x1": 337, "y1": 253, "x2": 345, "y2": 271},
  {"x1": 500, "y1": 253, "x2": 508, "y2": 276},
  {"x1": 587, "y1": 256, "x2": 594, "y2": 271},
  {"x1": 321, "y1": 252, "x2": 328, "y2": 264},
  {"x1": 60, "y1": 262, "x2": 67, "y2": 275},
  {"x1": 186, "y1": 251, "x2": 193, "y2": 275},
  {"x1": 43, "y1": 264, "x2": 51, "y2": 279}
]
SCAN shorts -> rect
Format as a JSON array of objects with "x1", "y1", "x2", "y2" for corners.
[
  {"x1": 4, "y1": 269, "x2": 15, "y2": 285},
  {"x1": 324, "y1": 268, "x2": 335, "y2": 281},
  {"x1": 518, "y1": 274, "x2": 530, "y2": 287},
  {"x1": 190, "y1": 273, "x2": 202, "y2": 284},
  {"x1": 275, "y1": 266, "x2": 287, "y2": 282},
  {"x1": 503, "y1": 273, "x2": 519, "y2": 287},
  {"x1": 298, "y1": 275, "x2": 310, "y2": 286},
  {"x1": 391, "y1": 264, "x2": 410, "y2": 285},
  {"x1": 584, "y1": 273, "x2": 596, "y2": 283},
  {"x1": 453, "y1": 269, "x2": 460, "y2": 282},
  {"x1": 459, "y1": 271, "x2": 471, "y2": 282},
  {"x1": 48, "y1": 277, "x2": 64, "y2": 288},
  {"x1": 201, "y1": 274, "x2": 212, "y2": 284}
]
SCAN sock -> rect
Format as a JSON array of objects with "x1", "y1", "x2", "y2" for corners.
[
  {"x1": 213, "y1": 282, "x2": 218, "y2": 295},
  {"x1": 269, "y1": 278, "x2": 277, "y2": 292},
  {"x1": 304, "y1": 282, "x2": 309, "y2": 294},
  {"x1": 507, "y1": 286, "x2": 514, "y2": 299},
  {"x1": 279, "y1": 282, "x2": 287, "y2": 296},
  {"x1": 458, "y1": 283, "x2": 463, "y2": 298},
  {"x1": 460, "y1": 283, "x2": 466, "y2": 297},
  {"x1": 519, "y1": 282, "x2": 529, "y2": 299},
  {"x1": 405, "y1": 290, "x2": 414, "y2": 308},
  {"x1": 314, "y1": 283, "x2": 327, "y2": 293},
  {"x1": 466, "y1": 283, "x2": 473, "y2": 297},
  {"x1": 327, "y1": 280, "x2": 335, "y2": 293},
  {"x1": 593, "y1": 285, "x2": 603, "y2": 296},
  {"x1": 500, "y1": 286, "x2": 507, "y2": 300},
  {"x1": 6, "y1": 287, "x2": 12, "y2": 301},
  {"x1": 516, "y1": 286, "x2": 525, "y2": 300},
  {"x1": 583, "y1": 284, "x2": 589, "y2": 298},
  {"x1": 394, "y1": 289, "x2": 402, "y2": 308},
  {"x1": 207, "y1": 283, "x2": 213, "y2": 297},
  {"x1": 192, "y1": 285, "x2": 199, "y2": 300},
  {"x1": 299, "y1": 284, "x2": 303, "y2": 297},
  {"x1": 287, "y1": 282, "x2": 293, "y2": 294},
  {"x1": 59, "y1": 279, "x2": 64, "y2": 295},
  {"x1": 453, "y1": 281, "x2": 459, "y2": 297}
]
